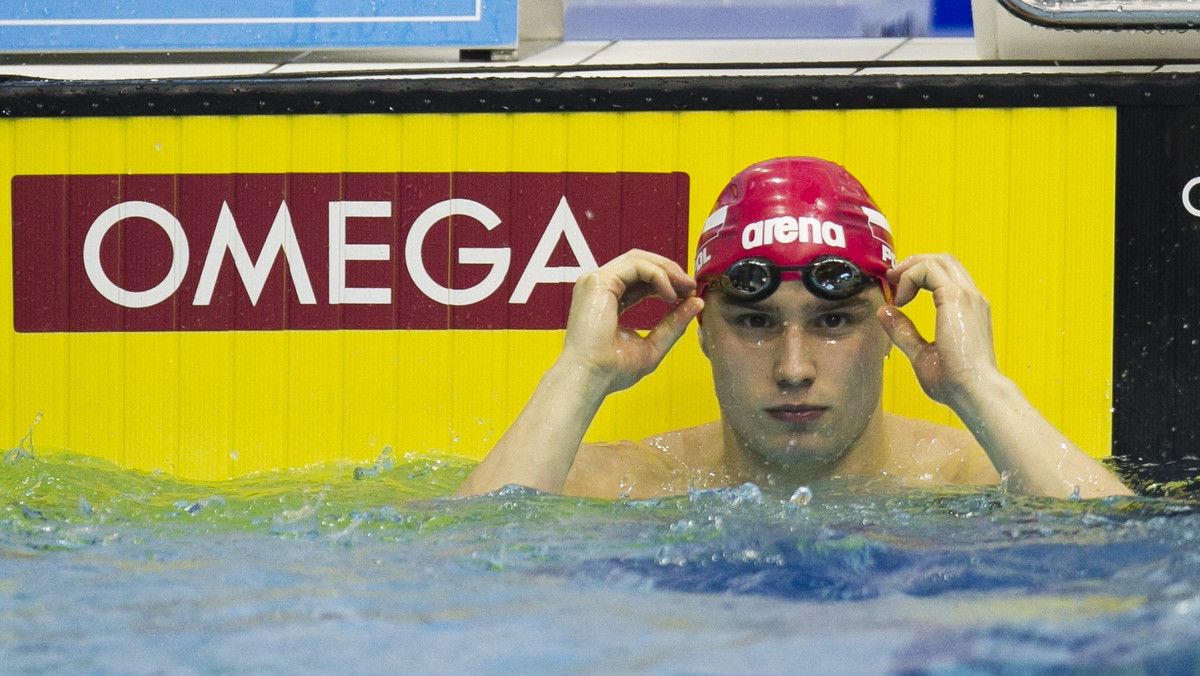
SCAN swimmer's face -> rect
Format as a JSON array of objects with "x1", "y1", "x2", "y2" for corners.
[{"x1": 699, "y1": 281, "x2": 891, "y2": 472}]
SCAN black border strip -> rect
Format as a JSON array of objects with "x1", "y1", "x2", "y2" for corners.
[
  {"x1": 1113, "y1": 105, "x2": 1200, "y2": 463},
  {"x1": 1, "y1": 72, "x2": 1199, "y2": 117}
]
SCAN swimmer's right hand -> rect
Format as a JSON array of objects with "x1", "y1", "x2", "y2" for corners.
[{"x1": 560, "y1": 249, "x2": 704, "y2": 393}]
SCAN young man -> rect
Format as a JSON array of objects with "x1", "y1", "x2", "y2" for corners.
[{"x1": 455, "y1": 157, "x2": 1131, "y2": 500}]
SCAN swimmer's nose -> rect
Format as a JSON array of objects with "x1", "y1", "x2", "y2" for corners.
[{"x1": 775, "y1": 324, "x2": 816, "y2": 389}]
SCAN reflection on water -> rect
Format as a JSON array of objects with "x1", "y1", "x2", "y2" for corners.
[{"x1": 6, "y1": 447, "x2": 1200, "y2": 674}]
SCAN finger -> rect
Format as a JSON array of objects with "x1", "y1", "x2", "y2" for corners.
[
  {"x1": 887, "y1": 256, "x2": 926, "y2": 307},
  {"x1": 894, "y1": 254, "x2": 980, "y2": 290},
  {"x1": 644, "y1": 297, "x2": 705, "y2": 363},
  {"x1": 877, "y1": 305, "x2": 929, "y2": 363},
  {"x1": 618, "y1": 255, "x2": 689, "y2": 300},
  {"x1": 619, "y1": 250, "x2": 696, "y2": 289},
  {"x1": 608, "y1": 255, "x2": 696, "y2": 312},
  {"x1": 575, "y1": 258, "x2": 673, "y2": 316},
  {"x1": 930, "y1": 253, "x2": 979, "y2": 293},
  {"x1": 889, "y1": 255, "x2": 965, "y2": 307},
  {"x1": 617, "y1": 278, "x2": 695, "y2": 314}
]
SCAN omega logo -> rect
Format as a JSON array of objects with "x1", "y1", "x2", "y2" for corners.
[{"x1": 81, "y1": 196, "x2": 598, "y2": 310}]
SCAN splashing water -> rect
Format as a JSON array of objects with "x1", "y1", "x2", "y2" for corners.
[
  {"x1": 6, "y1": 447, "x2": 1200, "y2": 674},
  {"x1": 4, "y1": 411, "x2": 41, "y2": 464},
  {"x1": 789, "y1": 485, "x2": 814, "y2": 506}
]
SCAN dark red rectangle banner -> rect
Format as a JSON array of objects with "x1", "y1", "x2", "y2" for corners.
[{"x1": 12, "y1": 172, "x2": 690, "y2": 332}]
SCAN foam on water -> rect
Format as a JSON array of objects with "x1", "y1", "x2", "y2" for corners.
[{"x1": 5, "y1": 447, "x2": 1200, "y2": 674}]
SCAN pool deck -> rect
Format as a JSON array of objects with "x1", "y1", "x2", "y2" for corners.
[{"x1": 0, "y1": 37, "x2": 1194, "y2": 82}]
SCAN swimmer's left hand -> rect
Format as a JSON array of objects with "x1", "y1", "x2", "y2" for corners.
[{"x1": 876, "y1": 253, "x2": 1002, "y2": 406}]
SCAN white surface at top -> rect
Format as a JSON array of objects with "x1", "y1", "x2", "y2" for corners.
[{"x1": 0, "y1": 37, "x2": 1192, "y2": 81}]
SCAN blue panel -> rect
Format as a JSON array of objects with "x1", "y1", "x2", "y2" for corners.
[
  {"x1": 0, "y1": 0, "x2": 518, "y2": 51},
  {"x1": 932, "y1": 0, "x2": 974, "y2": 34}
]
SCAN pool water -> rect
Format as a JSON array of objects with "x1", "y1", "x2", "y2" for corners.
[{"x1": 5, "y1": 447, "x2": 1200, "y2": 675}]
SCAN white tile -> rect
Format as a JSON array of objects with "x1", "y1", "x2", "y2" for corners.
[
  {"x1": 275, "y1": 41, "x2": 612, "y2": 75},
  {"x1": 0, "y1": 63, "x2": 278, "y2": 80},
  {"x1": 347, "y1": 71, "x2": 559, "y2": 80},
  {"x1": 858, "y1": 64, "x2": 1158, "y2": 75},
  {"x1": 882, "y1": 37, "x2": 981, "y2": 61},
  {"x1": 1156, "y1": 64, "x2": 1200, "y2": 73},
  {"x1": 559, "y1": 67, "x2": 858, "y2": 77},
  {"x1": 274, "y1": 61, "x2": 484, "y2": 74},
  {"x1": 522, "y1": 41, "x2": 613, "y2": 66},
  {"x1": 580, "y1": 38, "x2": 905, "y2": 65}
]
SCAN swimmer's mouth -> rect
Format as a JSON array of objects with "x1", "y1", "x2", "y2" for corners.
[{"x1": 765, "y1": 405, "x2": 827, "y2": 424}]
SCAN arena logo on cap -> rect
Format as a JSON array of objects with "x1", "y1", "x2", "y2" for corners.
[
  {"x1": 11, "y1": 172, "x2": 689, "y2": 332},
  {"x1": 741, "y1": 216, "x2": 847, "y2": 250}
]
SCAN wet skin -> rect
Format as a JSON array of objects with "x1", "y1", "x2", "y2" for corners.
[
  {"x1": 700, "y1": 282, "x2": 892, "y2": 478},
  {"x1": 455, "y1": 249, "x2": 1132, "y2": 500}
]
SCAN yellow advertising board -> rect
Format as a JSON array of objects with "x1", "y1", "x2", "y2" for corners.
[{"x1": 1, "y1": 108, "x2": 1115, "y2": 479}]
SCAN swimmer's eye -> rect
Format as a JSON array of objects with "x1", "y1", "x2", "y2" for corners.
[
  {"x1": 733, "y1": 312, "x2": 775, "y2": 330},
  {"x1": 814, "y1": 312, "x2": 855, "y2": 331}
]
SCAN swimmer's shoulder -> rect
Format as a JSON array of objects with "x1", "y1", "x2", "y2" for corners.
[
  {"x1": 643, "y1": 420, "x2": 724, "y2": 466},
  {"x1": 883, "y1": 412, "x2": 1002, "y2": 486},
  {"x1": 562, "y1": 421, "x2": 723, "y2": 500}
]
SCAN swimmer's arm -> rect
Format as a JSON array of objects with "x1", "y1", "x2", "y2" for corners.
[
  {"x1": 945, "y1": 373, "x2": 1132, "y2": 498},
  {"x1": 881, "y1": 254, "x2": 1131, "y2": 499},
  {"x1": 454, "y1": 250, "x2": 703, "y2": 497},
  {"x1": 454, "y1": 361, "x2": 609, "y2": 497}
]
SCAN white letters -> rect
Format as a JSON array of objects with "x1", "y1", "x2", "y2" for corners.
[
  {"x1": 83, "y1": 195, "x2": 606, "y2": 311},
  {"x1": 511, "y1": 197, "x2": 598, "y2": 304},
  {"x1": 405, "y1": 198, "x2": 511, "y2": 306},
  {"x1": 822, "y1": 221, "x2": 846, "y2": 247},
  {"x1": 882, "y1": 245, "x2": 897, "y2": 267},
  {"x1": 83, "y1": 200, "x2": 190, "y2": 309},
  {"x1": 193, "y1": 201, "x2": 315, "y2": 306},
  {"x1": 740, "y1": 215, "x2": 847, "y2": 250},
  {"x1": 329, "y1": 201, "x2": 392, "y2": 305},
  {"x1": 742, "y1": 221, "x2": 763, "y2": 248},
  {"x1": 769, "y1": 216, "x2": 798, "y2": 244},
  {"x1": 799, "y1": 217, "x2": 822, "y2": 243},
  {"x1": 1183, "y1": 177, "x2": 1200, "y2": 218}
]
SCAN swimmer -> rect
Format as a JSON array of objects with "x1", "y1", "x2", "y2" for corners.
[{"x1": 456, "y1": 157, "x2": 1132, "y2": 500}]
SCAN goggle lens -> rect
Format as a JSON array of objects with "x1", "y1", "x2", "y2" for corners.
[
  {"x1": 808, "y1": 258, "x2": 863, "y2": 297},
  {"x1": 724, "y1": 259, "x2": 774, "y2": 297},
  {"x1": 715, "y1": 256, "x2": 874, "y2": 302}
]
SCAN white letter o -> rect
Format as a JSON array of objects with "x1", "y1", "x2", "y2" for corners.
[
  {"x1": 1183, "y1": 177, "x2": 1200, "y2": 218},
  {"x1": 83, "y1": 201, "x2": 190, "y2": 309}
]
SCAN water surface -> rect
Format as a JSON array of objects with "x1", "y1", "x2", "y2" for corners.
[{"x1": 4, "y1": 447, "x2": 1200, "y2": 675}]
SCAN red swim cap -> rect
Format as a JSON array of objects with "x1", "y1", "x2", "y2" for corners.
[{"x1": 695, "y1": 157, "x2": 896, "y2": 298}]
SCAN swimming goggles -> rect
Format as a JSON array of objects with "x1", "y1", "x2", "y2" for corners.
[{"x1": 710, "y1": 255, "x2": 881, "y2": 303}]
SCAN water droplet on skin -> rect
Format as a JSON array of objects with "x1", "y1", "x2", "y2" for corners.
[{"x1": 619, "y1": 475, "x2": 635, "y2": 499}]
